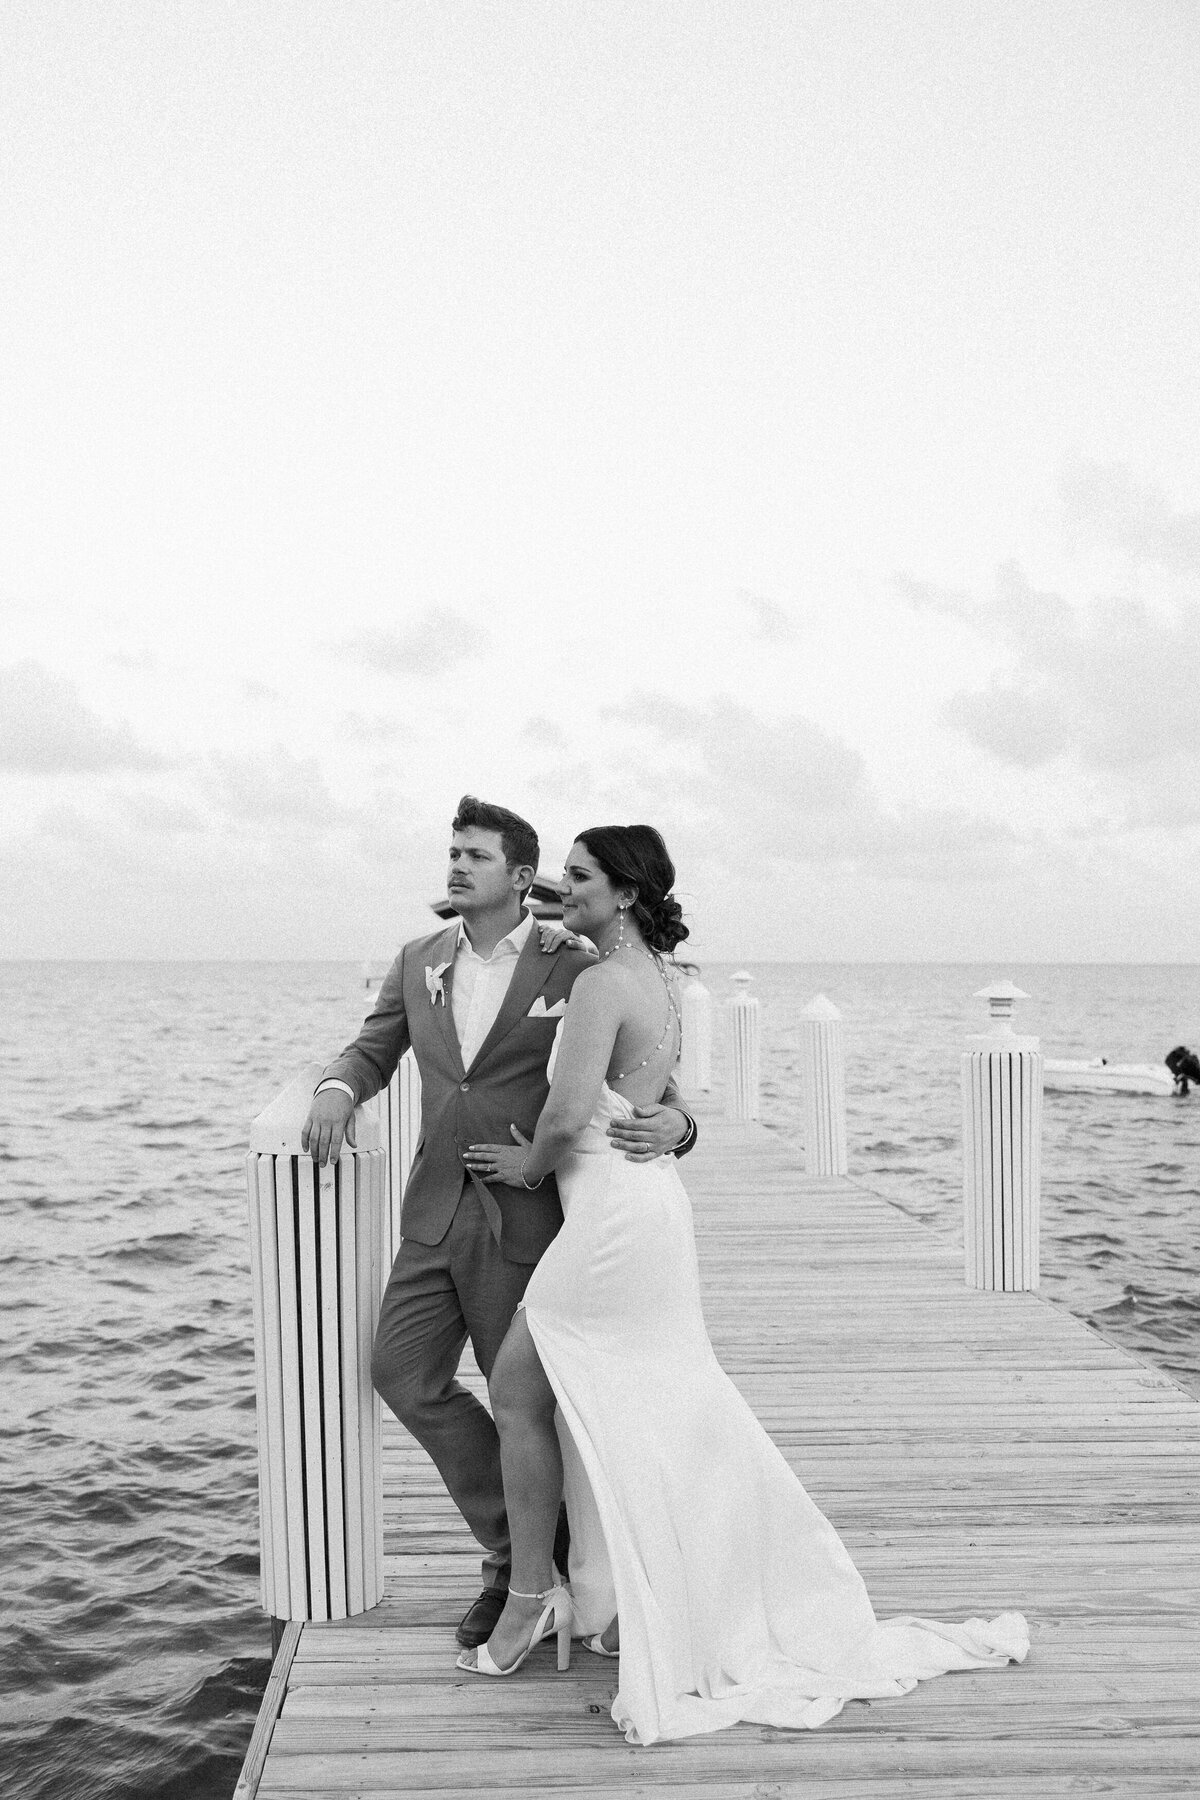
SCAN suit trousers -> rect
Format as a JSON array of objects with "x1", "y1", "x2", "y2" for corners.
[{"x1": 371, "y1": 1181, "x2": 535, "y2": 1588}]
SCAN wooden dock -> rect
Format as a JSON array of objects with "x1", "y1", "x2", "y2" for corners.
[{"x1": 237, "y1": 1113, "x2": 1200, "y2": 1799}]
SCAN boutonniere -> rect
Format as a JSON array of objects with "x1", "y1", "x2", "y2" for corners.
[{"x1": 425, "y1": 960, "x2": 451, "y2": 1005}]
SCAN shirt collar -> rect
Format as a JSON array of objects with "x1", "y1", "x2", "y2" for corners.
[{"x1": 456, "y1": 908, "x2": 535, "y2": 959}]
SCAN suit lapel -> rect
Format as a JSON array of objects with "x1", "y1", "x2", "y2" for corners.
[
  {"x1": 464, "y1": 924, "x2": 556, "y2": 1075},
  {"x1": 428, "y1": 923, "x2": 465, "y2": 1075}
]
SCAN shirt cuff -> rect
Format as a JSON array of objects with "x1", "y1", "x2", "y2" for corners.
[{"x1": 314, "y1": 1078, "x2": 357, "y2": 1103}]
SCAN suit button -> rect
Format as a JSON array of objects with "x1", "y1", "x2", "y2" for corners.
[{"x1": 460, "y1": 1082, "x2": 469, "y2": 1092}]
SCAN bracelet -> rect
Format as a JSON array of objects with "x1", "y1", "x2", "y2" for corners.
[{"x1": 520, "y1": 1156, "x2": 544, "y2": 1191}]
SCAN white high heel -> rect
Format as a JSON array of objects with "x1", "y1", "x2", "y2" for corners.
[
  {"x1": 455, "y1": 1585, "x2": 574, "y2": 1676},
  {"x1": 584, "y1": 1618, "x2": 619, "y2": 1657}
]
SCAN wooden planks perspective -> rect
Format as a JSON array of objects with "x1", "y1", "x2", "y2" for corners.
[{"x1": 241, "y1": 1112, "x2": 1200, "y2": 1799}]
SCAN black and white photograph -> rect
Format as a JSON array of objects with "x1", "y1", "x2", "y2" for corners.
[{"x1": 3, "y1": 5, "x2": 1199, "y2": 1798}]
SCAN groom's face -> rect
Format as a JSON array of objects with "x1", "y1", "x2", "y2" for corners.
[{"x1": 446, "y1": 827, "x2": 524, "y2": 916}]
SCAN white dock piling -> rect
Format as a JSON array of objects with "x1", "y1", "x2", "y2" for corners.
[
  {"x1": 246, "y1": 1064, "x2": 387, "y2": 1622},
  {"x1": 381, "y1": 1048, "x2": 422, "y2": 1259},
  {"x1": 800, "y1": 994, "x2": 847, "y2": 1176},
  {"x1": 962, "y1": 982, "x2": 1042, "y2": 1291},
  {"x1": 726, "y1": 971, "x2": 761, "y2": 1121},
  {"x1": 679, "y1": 975, "x2": 713, "y2": 1093}
]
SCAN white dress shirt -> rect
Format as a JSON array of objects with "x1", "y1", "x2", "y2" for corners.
[
  {"x1": 451, "y1": 908, "x2": 535, "y2": 1067},
  {"x1": 314, "y1": 911, "x2": 536, "y2": 1105}
]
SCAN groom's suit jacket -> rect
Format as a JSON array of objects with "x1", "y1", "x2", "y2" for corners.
[{"x1": 322, "y1": 919, "x2": 693, "y2": 1266}]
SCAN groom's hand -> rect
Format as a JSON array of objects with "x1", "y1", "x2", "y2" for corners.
[
  {"x1": 607, "y1": 1104, "x2": 687, "y2": 1161},
  {"x1": 301, "y1": 1090, "x2": 357, "y2": 1165}
]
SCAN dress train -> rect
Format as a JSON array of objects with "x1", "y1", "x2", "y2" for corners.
[{"x1": 520, "y1": 1046, "x2": 1028, "y2": 1745}]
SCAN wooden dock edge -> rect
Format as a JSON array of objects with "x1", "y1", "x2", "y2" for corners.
[{"x1": 233, "y1": 1619, "x2": 303, "y2": 1800}]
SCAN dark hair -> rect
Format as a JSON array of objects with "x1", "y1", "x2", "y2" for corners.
[
  {"x1": 452, "y1": 796, "x2": 539, "y2": 895},
  {"x1": 575, "y1": 824, "x2": 689, "y2": 953}
]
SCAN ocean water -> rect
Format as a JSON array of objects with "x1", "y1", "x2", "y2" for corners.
[{"x1": 2, "y1": 960, "x2": 1198, "y2": 1800}]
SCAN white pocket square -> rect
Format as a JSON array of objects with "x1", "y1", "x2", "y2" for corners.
[{"x1": 527, "y1": 995, "x2": 567, "y2": 1018}]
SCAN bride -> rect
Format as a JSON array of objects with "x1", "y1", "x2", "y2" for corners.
[{"x1": 457, "y1": 824, "x2": 1027, "y2": 1745}]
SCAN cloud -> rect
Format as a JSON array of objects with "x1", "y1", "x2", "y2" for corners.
[
  {"x1": 614, "y1": 692, "x2": 863, "y2": 815},
  {"x1": 1061, "y1": 459, "x2": 1200, "y2": 574},
  {"x1": 739, "y1": 591, "x2": 797, "y2": 643},
  {"x1": 334, "y1": 607, "x2": 491, "y2": 677},
  {"x1": 892, "y1": 572, "x2": 975, "y2": 618},
  {"x1": 905, "y1": 561, "x2": 1200, "y2": 773},
  {"x1": 341, "y1": 710, "x2": 409, "y2": 744},
  {"x1": 0, "y1": 661, "x2": 166, "y2": 773},
  {"x1": 522, "y1": 716, "x2": 569, "y2": 750},
  {"x1": 116, "y1": 791, "x2": 206, "y2": 834},
  {"x1": 110, "y1": 647, "x2": 160, "y2": 672},
  {"x1": 207, "y1": 746, "x2": 353, "y2": 829},
  {"x1": 606, "y1": 692, "x2": 1013, "y2": 880}
]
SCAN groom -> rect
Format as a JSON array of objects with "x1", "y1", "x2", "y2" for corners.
[{"x1": 301, "y1": 796, "x2": 696, "y2": 1647}]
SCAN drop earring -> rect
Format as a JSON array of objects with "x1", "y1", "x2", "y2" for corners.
[{"x1": 602, "y1": 905, "x2": 629, "y2": 961}]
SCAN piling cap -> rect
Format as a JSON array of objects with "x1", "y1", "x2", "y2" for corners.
[
  {"x1": 803, "y1": 993, "x2": 841, "y2": 1021},
  {"x1": 974, "y1": 979, "x2": 1030, "y2": 1016},
  {"x1": 250, "y1": 1062, "x2": 383, "y2": 1154},
  {"x1": 968, "y1": 981, "x2": 1038, "y2": 1050}
]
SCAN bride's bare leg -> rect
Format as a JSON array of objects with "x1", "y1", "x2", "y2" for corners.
[{"x1": 472, "y1": 1312, "x2": 563, "y2": 1669}]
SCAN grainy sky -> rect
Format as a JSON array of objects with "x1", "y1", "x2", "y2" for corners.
[{"x1": 3, "y1": 1, "x2": 1199, "y2": 961}]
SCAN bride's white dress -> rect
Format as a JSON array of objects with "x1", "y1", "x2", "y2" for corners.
[{"x1": 520, "y1": 1030, "x2": 1028, "y2": 1746}]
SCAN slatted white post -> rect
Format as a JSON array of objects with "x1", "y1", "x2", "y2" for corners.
[
  {"x1": 962, "y1": 982, "x2": 1042, "y2": 1292},
  {"x1": 726, "y1": 971, "x2": 761, "y2": 1121},
  {"x1": 800, "y1": 994, "x2": 847, "y2": 1176},
  {"x1": 679, "y1": 974, "x2": 713, "y2": 1092},
  {"x1": 382, "y1": 1048, "x2": 423, "y2": 1268},
  {"x1": 246, "y1": 1063, "x2": 387, "y2": 1622}
]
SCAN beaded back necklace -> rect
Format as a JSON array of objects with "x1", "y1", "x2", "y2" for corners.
[{"x1": 601, "y1": 905, "x2": 682, "y2": 1082}]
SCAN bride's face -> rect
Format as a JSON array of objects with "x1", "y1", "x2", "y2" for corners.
[{"x1": 558, "y1": 841, "x2": 627, "y2": 941}]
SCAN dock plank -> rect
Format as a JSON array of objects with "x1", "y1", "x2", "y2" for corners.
[{"x1": 239, "y1": 1112, "x2": 1200, "y2": 1799}]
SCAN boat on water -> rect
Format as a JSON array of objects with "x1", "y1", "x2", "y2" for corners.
[{"x1": 1043, "y1": 1046, "x2": 1200, "y2": 1097}]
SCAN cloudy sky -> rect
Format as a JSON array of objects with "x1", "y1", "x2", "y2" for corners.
[{"x1": 3, "y1": 1, "x2": 1199, "y2": 961}]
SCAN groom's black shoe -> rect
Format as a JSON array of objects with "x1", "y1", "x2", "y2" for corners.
[
  {"x1": 553, "y1": 1505, "x2": 571, "y2": 1584},
  {"x1": 456, "y1": 1585, "x2": 508, "y2": 1649}
]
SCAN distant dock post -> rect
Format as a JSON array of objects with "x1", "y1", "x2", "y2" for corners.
[
  {"x1": 726, "y1": 971, "x2": 761, "y2": 1121},
  {"x1": 962, "y1": 982, "x2": 1042, "y2": 1291},
  {"x1": 800, "y1": 994, "x2": 848, "y2": 1176},
  {"x1": 679, "y1": 973, "x2": 713, "y2": 1092},
  {"x1": 246, "y1": 1065, "x2": 387, "y2": 1625}
]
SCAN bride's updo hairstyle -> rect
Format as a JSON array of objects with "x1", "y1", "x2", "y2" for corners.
[{"x1": 575, "y1": 825, "x2": 690, "y2": 955}]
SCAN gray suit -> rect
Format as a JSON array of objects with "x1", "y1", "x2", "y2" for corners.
[{"x1": 322, "y1": 917, "x2": 693, "y2": 1584}]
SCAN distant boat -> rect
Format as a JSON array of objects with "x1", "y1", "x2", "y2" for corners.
[
  {"x1": 1043, "y1": 1046, "x2": 1200, "y2": 1097},
  {"x1": 1043, "y1": 1059, "x2": 1175, "y2": 1097}
]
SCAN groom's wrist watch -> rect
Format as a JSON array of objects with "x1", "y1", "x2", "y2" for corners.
[{"x1": 673, "y1": 1113, "x2": 698, "y2": 1156}]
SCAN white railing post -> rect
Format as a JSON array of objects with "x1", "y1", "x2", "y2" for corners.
[
  {"x1": 726, "y1": 971, "x2": 761, "y2": 1121},
  {"x1": 679, "y1": 974, "x2": 713, "y2": 1093},
  {"x1": 246, "y1": 1064, "x2": 387, "y2": 1622},
  {"x1": 962, "y1": 982, "x2": 1042, "y2": 1292},
  {"x1": 800, "y1": 994, "x2": 847, "y2": 1176},
  {"x1": 381, "y1": 1048, "x2": 422, "y2": 1259}
]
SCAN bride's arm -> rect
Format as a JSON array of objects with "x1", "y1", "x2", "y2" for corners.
[{"x1": 465, "y1": 969, "x2": 621, "y2": 1189}]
